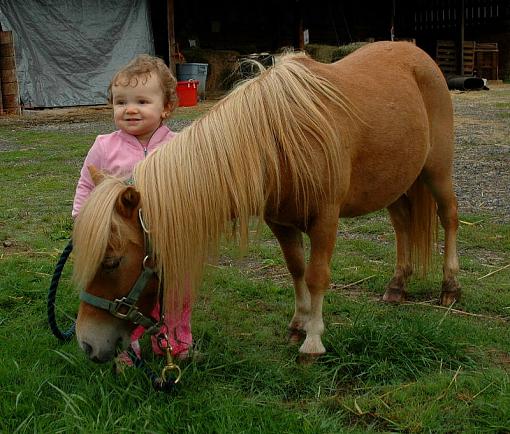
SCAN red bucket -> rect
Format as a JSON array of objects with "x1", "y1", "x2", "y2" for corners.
[{"x1": 176, "y1": 80, "x2": 199, "y2": 107}]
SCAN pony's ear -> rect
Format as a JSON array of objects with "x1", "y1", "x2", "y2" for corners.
[
  {"x1": 115, "y1": 186, "x2": 140, "y2": 219},
  {"x1": 88, "y1": 165, "x2": 105, "y2": 186}
]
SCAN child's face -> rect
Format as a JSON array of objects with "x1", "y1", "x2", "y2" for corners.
[{"x1": 111, "y1": 73, "x2": 169, "y2": 144}]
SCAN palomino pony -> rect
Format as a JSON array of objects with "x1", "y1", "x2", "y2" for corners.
[{"x1": 73, "y1": 42, "x2": 460, "y2": 363}]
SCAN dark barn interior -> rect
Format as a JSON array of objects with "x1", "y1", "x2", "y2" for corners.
[{"x1": 150, "y1": 0, "x2": 510, "y2": 81}]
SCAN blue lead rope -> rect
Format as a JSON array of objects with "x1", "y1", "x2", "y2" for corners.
[{"x1": 47, "y1": 240, "x2": 76, "y2": 341}]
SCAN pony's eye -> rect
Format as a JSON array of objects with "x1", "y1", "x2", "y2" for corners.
[{"x1": 102, "y1": 256, "x2": 122, "y2": 271}]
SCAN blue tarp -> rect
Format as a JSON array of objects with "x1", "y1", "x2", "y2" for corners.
[{"x1": 0, "y1": 0, "x2": 155, "y2": 107}]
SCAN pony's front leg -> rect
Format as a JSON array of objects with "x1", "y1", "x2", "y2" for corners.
[
  {"x1": 289, "y1": 279, "x2": 311, "y2": 342},
  {"x1": 384, "y1": 195, "x2": 413, "y2": 303},
  {"x1": 300, "y1": 210, "x2": 339, "y2": 356},
  {"x1": 266, "y1": 221, "x2": 309, "y2": 342}
]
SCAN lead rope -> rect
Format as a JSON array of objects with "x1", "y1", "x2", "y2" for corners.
[
  {"x1": 47, "y1": 240, "x2": 179, "y2": 391},
  {"x1": 47, "y1": 240, "x2": 75, "y2": 341}
]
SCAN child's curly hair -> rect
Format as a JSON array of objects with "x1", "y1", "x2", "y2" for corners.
[{"x1": 107, "y1": 54, "x2": 178, "y2": 112}]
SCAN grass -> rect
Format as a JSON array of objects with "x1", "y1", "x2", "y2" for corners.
[{"x1": 1, "y1": 101, "x2": 509, "y2": 433}]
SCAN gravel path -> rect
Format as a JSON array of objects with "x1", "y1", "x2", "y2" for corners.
[
  {"x1": 1, "y1": 86, "x2": 509, "y2": 219},
  {"x1": 451, "y1": 85, "x2": 510, "y2": 220}
]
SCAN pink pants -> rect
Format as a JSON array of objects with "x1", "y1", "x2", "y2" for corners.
[{"x1": 119, "y1": 300, "x2": 192, "y2": 363}]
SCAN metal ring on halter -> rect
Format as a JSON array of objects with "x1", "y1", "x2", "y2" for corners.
[
  {"x1": 138, "y1": 208, "x2": 150, "y2": 233},
  {"x1": 142, "y1": 255, "x2": 151, "y2": 270}
]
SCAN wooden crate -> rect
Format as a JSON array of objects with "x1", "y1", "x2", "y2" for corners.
[{"x1": 436, "y1": 40, "x2": 475, "y2": 76}]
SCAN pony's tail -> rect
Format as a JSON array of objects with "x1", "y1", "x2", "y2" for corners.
[{"x1": 408, "y1": 176, "x2": 438, "y2": 277}]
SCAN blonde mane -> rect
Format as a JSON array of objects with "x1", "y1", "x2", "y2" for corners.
[
  {"x1": 72, "y1": 175, "x2": 137, "y2": 289},
  {"x1": 134, "y1": 52, "x2": 353, "y2": 313},
  {"x1": 73, "y1": 52, "x2": 354, "y2": 314}
]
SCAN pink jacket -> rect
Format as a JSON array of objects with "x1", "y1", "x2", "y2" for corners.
[{"x1": 72, "y1": 125, "x2": 176, "y2": 218}]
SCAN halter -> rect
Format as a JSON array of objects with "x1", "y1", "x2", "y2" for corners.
[{"x1": 79, "y1": 208, "x2": 163, "y2": 335}]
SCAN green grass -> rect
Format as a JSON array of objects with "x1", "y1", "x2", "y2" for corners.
[{"x1": 1, "y1": 105, "x2": 509, "y2": 433}]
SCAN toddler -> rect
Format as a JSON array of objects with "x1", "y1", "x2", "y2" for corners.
[{"x1": 73, "y1": 54, "x2": 192, "y2": 361}]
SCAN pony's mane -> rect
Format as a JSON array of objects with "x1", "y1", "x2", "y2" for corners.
[
  {"x1": 72, "y1": 175, "x2": 137, "y2": 289},
  {"x1": 133, "y1": 52, "x2": 354, "y2": 314}
]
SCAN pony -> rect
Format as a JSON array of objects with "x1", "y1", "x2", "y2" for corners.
[{"x1": 73, "y1": 41, "x2": 460, "y2": 363}]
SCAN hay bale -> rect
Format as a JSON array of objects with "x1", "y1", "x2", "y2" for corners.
[
  {"x1": 305, "y1": 42, "x2": 368, "y2": 63},
  {"x1": 181, "y1": 48, "x2": 240, "y2": 94}
]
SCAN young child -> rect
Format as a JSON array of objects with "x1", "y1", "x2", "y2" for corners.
[{"x1": 72, "y1": 54, "x2": 192, "y2": 361}]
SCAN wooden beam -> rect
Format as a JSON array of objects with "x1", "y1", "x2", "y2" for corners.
[
  {"x1": 457, "y1": 0, "x2": 465, "y2": 75},
  {"x1": 390, "y1": 0, "x2": 395, "y2": 40},
  {"x1": 167, "y1": 0, "x2": 176, "y2": 75},
  {"x1": 296, "y1": 0, "x2": 304, "y2": 50}
]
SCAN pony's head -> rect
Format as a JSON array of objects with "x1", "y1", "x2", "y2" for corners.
[{"x1": 73, "y1": 166, "x2": 159, "y2": 363}]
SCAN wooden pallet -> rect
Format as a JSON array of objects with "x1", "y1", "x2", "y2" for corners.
[
  {"x1": 475, "y1": 42, "x2": 499, "y2": 80},
  {"x1": 436, "y1": 40, "x2": 475, "y2": 76}
]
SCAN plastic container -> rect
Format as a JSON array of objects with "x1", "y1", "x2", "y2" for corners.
[
  {"x1": 176, "y1": 63, "x2": 208, "y2": 99},
  {"x1": 176, "y1": 80, "x2": 198, "y2": 107}
]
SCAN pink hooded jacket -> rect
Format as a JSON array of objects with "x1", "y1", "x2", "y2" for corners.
[
  {"x1": 72, "y1": 125, "x2": 176, "y2": 218},
  {"x1": 72, "y1": 124, "x2": 192, "y2": 357}
]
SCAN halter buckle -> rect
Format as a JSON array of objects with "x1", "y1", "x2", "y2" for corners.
[{"x1": 110, "y1": 297, "x2": 138, "y2": 319}]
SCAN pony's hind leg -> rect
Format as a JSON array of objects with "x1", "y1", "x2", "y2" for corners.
[
  {"x1": 266, "y1": 221, "x2": 310, "y2": 342},
  {"x1": 420, "y1": 82, "x2": 460, "y2": 305},
  {"x1": 383, "y1": 195, "x2": 413, "y2": 303},
  {"x1": 423, "y1": 173, "x2": 461, "y2": 305}
]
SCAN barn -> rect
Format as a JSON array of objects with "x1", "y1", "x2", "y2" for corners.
[{"x1": 0, "y1": 0, "x2": 508, "y2": 111}]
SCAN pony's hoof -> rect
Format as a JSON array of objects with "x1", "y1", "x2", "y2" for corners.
[
  {"x1": 440, "y1": 280, "x2": 461, "y2": 306},
  {"x1": 297, "y1": 352, "x2": 323, "y2": 365},
  {"x1": 288, "y1": 328, "x2": 306, "y2": 344},
  {"x1": 299, "y1": 337, "x2": 326, "y2": 357},
  {"x1": 382, "y1": 287, "x2": 406, "y2": 303},
  {"x1": 440, "y1": 290, "x2": 460, "y2": 306}
]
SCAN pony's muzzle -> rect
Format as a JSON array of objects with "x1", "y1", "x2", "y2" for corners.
[
  {"x1": 76, "y1": 304, "x2": 132, "y2": 363},
  {"x1": 80, "y1": 338, "x2": 122, "y2": 363}
]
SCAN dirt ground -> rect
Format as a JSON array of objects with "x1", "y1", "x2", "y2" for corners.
[{"x1": 0, "y1": 85, "x2": 508, "y2": 220}]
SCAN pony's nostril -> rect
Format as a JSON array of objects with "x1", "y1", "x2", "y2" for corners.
[{"x1": 82, "y1": 341, "x2": 93, "y2": 357}]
